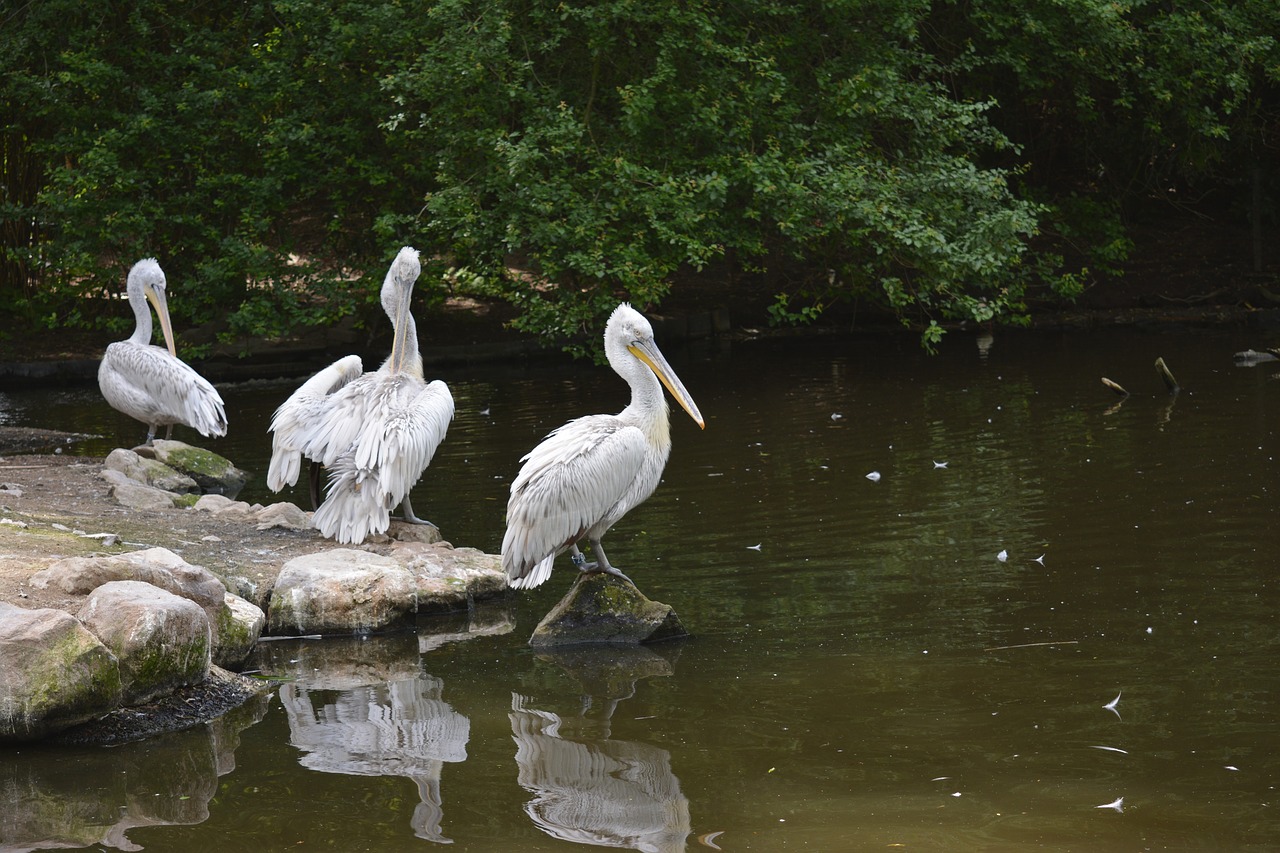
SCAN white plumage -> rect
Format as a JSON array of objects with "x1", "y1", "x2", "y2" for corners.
[
  {"x1": 98, "y1": 258, "x2": 227, "y2": 445},
  {"x1": 502, "y1": 303, "x2": 704, "y2": 589},
  {"x1": 266, "y1": 353, "x2": 364, "y2": 498},
  {"x1": 291, "y1": 247, "x2": 454, "y2": 544}
]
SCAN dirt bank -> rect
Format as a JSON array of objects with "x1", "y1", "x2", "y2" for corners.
[{"x1": 0, "y1": 449, "x2": 448, "y2": 618}]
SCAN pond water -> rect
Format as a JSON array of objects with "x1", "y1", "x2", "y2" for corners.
[{"x1": 2, "y1": 324, "x2": 1278, "y2": 852}]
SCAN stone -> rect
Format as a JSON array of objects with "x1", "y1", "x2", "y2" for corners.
[
  {"x1": 101, "y1": 471, "x2": 179, "y2": 510},
  {"x1": 31, "y1": 547, "x2": 226, "y2": 609},
  {"x1": 27, "y1": 548, "x2": 248, "y2": 668},
  {"x1": 389, "y1": 521, "x2": 444, "y2": 544},
  {"x1": 0, "y1": 602, "x2": 123, "y2": 742},
  {"x1": 103, "y1": 447, "x2": 200, "y2": 493},
  {"x1": 255, "y1": 501, "x2": 312, "y2": 531},
  {"x1": 149, "y1": 439, "x2": 249, "y2": 498},
  {"x1": 528, "y1": 572, "x2": 688, "y2": 647},
  {"x1": 217, "y1": 593, "x2": 266, "y2": 670},
  {"x1": 77, "y1": 580, "x2": 211, "y2": 705},
  {"x1": 391, "y1": 541, "x2": 508, "y2": 612},
  {"x1": 268, "y1": 549, "x2": 417, "y2": 636}
]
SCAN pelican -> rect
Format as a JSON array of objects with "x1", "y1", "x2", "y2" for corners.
[
  {"x1": 98, "y1": 258, "x2": 227, "y2": 445},
  {"x1": 297, "y1": 246, "x2": 454, "y2": 544},
  {"x1": 502, "y1": 303, "x2": 705, "y2": 589},
  {"x1": 266, "y1": 353, "x2": 364, "y2": 509}
]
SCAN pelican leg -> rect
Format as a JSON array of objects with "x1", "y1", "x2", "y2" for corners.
[
  {"x1": 570, "y1": 545, "x2": 597, "y2": 571},
  {"x1": 398, "y1": 494, "x2": 438, "y2": 528},
  {"x1": 308, "y1": 460, "x2": 323, "y2": 511},
  {"x1": 163, "y1": 424, "x2": 174, "y2": 441},
  {"x1": 585, "y1": 539, "x2": 635, "y2": 586}
]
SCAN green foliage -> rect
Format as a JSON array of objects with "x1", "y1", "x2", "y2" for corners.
[
  {"x1": 930, "y1": 0, "x2": 1280, "y2": 275},
  {"x1": 2, "y1": 0, "x2": 1277, "y2": 352},
  {"x1": 385, "y1": 0, "x2": 1042, "y2": 347}
]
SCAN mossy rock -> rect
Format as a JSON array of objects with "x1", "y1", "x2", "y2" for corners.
[
  {"x1": 149, "y1": 440, "x2": 249, "y2": 498},
  {"x1": 528, "y1": 572, "x2": 687, "y2": 647}
]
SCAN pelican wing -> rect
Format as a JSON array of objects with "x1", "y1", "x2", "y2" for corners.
[
  {"x1": 502, "y1": 414, "x2": 648, "y2": 585},
  {"x1": 99, "y1": 341, "x2": 227, "y2": 437},
  {"x1": 311, "y1": 376, "x2": 454, "y2": 544},
  {"x1": 295, "y1": 372, "x2": 384, "y2": 468},
  {"x1": 350, "y1": 377, "x2": 454, "y2": 504},
  {"x1": 267, "y1": 355, "x2": 363, "y2": 491}
]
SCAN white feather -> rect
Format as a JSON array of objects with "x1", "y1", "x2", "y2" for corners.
[{"x1": 266, "y1": 354, "x2": 364, "y2": 492}]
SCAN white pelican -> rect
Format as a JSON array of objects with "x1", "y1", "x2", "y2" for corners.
[
  {"x1": 97, "y1": 258, "x2": 227, "y2": 445},
  {"x1": 266, "y1": 353, "x2": 364, "y2": 508},
  {"x1": 298, "y1": 246, "x2": 454, "y2": 544},
  {"x1": 502, "y1": 303, "x2": 705, "y2": 589}
]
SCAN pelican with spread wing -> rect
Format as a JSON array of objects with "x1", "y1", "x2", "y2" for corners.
[
  {"x1": 98, "y1": 258, "x2": 227, "y2": 445},
  {"x1": 290, "y1": 246, "x2": 454, "y2": 544},
  {"x1": 502, "y1": 303, "x2": 705, "y2": 589}
]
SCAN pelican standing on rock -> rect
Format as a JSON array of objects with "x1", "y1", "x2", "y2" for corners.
[
  {"x1": 502, "y1": 303, "x2": 705, "y2": 589},
  {"x1": 291, "y1": 246, "x2": 454, "y2": 544},
  {"x1": 98, "y1": 258, "x2": 227, "y2": 445}
]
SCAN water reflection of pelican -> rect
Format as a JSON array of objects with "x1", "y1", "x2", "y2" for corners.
[
  {"x1": 510, "y1": 693, "x2": 691, "y2": 852},
  {"x1": 280, "y1": 675, "x2": 469, "y2": 842}
]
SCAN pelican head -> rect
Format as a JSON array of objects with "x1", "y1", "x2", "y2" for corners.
[
  {"x1": 129, "y1": 258, "x2": 177, "y2": 357},
  {"x1": 606, "y1": 303, "x2": 704, "y2": 429},
  {"x1": 385, "y1": 247, "x2": 421, "y2": 375}
]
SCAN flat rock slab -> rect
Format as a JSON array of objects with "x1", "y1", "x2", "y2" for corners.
[
  {"x1": 528, "y1": 572, "x2": 688, "y2": 647},
  {"x1": 49, "y1": 665, "x2": 271, "y2": 746},
  {"x1": 269, "y1": 550, "x2": 418, "y2": 636}
]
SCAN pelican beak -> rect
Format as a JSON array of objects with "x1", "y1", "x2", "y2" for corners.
[
  {"x1": 387, "y1": 272, "x2": 412, "y2": 375},
  {"x1": 629, "y1": 340, "x2": 705, "y2": 429},
  {"x1": 145, "y1": 284, "x2": 178, "y2": 358}
]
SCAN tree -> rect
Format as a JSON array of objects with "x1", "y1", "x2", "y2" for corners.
[{"x1": 386, "y1": 0, "x2": 1042, "y2": 350}]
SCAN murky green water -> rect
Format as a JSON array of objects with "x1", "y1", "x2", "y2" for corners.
[{"x1": 2, "y1": 325, "x2": 1278, "y2": 851}]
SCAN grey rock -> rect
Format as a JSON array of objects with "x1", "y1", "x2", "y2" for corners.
[
  {"x1": 102, "y1": 472, "x2": 179, "y2": 510},
  {"x1": 218, "y1": 593, "x2": 266, "y2": 668},
  {"x1": 0, "y1": 602, "x2": 123, "y2": 742},
  {"x1": 391, "y1": 541, "x2": 508, "y2": 612},
  {"x1": 77, "y1": 580, "x2": 211, "y2": 705},
  {"x1": 268, "y1": 549, "x2": 417, "y2": 636},
  {"x1": 149, "y1": 439, "x2": 249, "y2": 498},
  {"x1": 103, "y1": 447, "x2": 200, "y2": 493},
  {"x1": 255, "y1": 502, "x2": 312, "y2": 531},
  {"x1": 27, "y1": 547, "x2": 254, "y2": 668},
  {"x1": 528, "y1": 573, "x2": 687, "y2": 647}
]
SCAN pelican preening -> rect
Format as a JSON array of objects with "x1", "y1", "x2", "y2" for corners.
[
  {"x1": 270, "y1": 246, "x2": 454, "y2": 545},
  {"x1": 98, "y1": 258, "x2": 227, "y2": 445},
  {"x1": 502, "y1": 303, "x2": 705, "y2": 590}
]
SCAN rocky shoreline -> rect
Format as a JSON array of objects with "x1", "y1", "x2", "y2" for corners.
[
  {"x1": 0, "y1": 439, "x2": 687, "y2": 745},
  {"x1": 0, "y1": 443, "x2": 509, "y2": 745}
]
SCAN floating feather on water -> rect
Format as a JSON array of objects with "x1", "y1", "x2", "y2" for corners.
[{"x1": 1095, "y1": 797, "x2": 1125, "y2": 812}]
